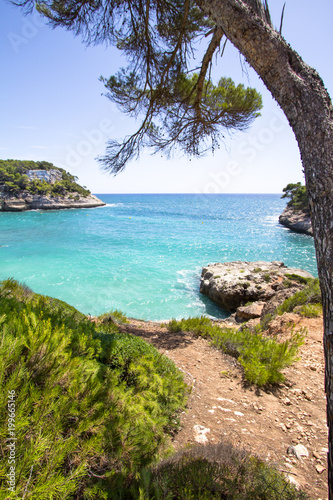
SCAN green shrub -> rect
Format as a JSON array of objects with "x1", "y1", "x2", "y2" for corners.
[
  {"x1": 299, "y1": 303, "x2": 322, "y2": 318},
  {"x1": 166, "y1": 317, "x2": 304, "y2": 387},
  {"x1": 260, "y1": 313, "x2": 273, "y2": 331},
  {"x1": 98, "y1": 309, "x2": 129, "y2": 325},
  {"x1": 283, "y1": 278, "x2": 293, "y2": 288},
  {"x1": 167, "y1": 317, "x2": 212, "y2": 335},
  {"x1": 238, "y1": 330, "x2": 304, "y2": 386},
  {"x1": 284, "y1": 274, "x2": 311, "y2": 285},
  {"x1": 0, "y1": 280, "x2": 187, "y2": 498},
  {"x1": 128, "y1": 442, "x2": 310, "y2": 499},
  {"x1": 276, "y1": 279, "x2": 321, "y2": 315}
]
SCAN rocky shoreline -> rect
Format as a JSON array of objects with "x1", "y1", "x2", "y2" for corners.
[
  {"x1": 200, "y1": 261, "x2": 314, "y2": 326},
  {"x1": 279, "y1": 207, "x2": 313, "y2": 236},
  {"x1": 0, "y1": 193, "x2": 105, "y2": 211}
]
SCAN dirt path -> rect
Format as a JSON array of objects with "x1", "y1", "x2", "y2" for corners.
[{"x1": 119, "y1": 317, "x2": 328, "y2": 500}]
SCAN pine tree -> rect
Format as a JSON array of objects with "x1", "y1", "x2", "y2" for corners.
[{"x1": 10, "y1": 2, "x2": 333, "y2": 496}]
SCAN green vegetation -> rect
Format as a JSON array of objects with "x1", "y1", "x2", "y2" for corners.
[
  {"x1": 284, "y1": 273, "x2": 311, "y2": 285},
  {"x1": 276, "y1": 279, "x2": 321, "y2": 316},
  {"x1": 129, "y1": 442, "x2": 310, "y2": 500},
  {"x1": 281, "y1": 182, "x2": 309, "y2": 212},
  {"x1": 299, "y1": 303, "x2": 323, "y2": 318},
  {"x1": 166, "y1": 317, "x2": 304, "y2": 387},
  {"x1": 0, "y1": 159, "x2": 90, "y2": 198},
  {"x1": 0, "y1": 279, "x2": 187, "y2": 499},
  {"x1": 0, "y1": 280, "x2": 313, "y2": 498},
  {"x1": 260, "y1": 279, "x2": 322, "y2": 329},
  {"x1": 98, "y1": 308, "x2": 129, "y2": 325}
]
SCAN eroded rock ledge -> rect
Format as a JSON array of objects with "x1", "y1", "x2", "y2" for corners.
[
  {"x1": 279, "y1": 207, "x2": 313, "y2": 236},
  {"x1": 0, "y1": 193, "x2": 105, "y2": 211},
  {"x1": 200, "y1": 261, "x2": 314, "y2": 320}
]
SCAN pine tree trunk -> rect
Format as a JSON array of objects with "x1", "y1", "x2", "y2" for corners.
[{"x1": 197, "y1": 0, "x2": 333, "y2": 496}]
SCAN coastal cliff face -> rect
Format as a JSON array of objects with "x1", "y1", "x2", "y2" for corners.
[
  {"x1": 279, "y1": 207, "x2": 313, "y2": 236},
  {"x1": 0, "y1": 193, "x2": 105, "y2": 211},
  {"x1": 200, "y1": 261, "x2": 314, "y2": 315}
]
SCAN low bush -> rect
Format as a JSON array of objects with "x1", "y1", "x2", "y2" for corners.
[
  {"x1": 298, "y1": 303, "x2": 323, "y2": 318},
  {"x1": 166, "y1": 317, "x2": 304, "y2": 387},
  {"x1": 276, "y1": 279, "x2": 321, "y2": 315},
  {"x1": 284, "y1": 274, "x2": 311, "y2": 285},
  {"x1": 98, "y1": 308, "x2": 129, "y2": 326},
  {"x1": 128, "y1": 442, "x2": 310, "y2": 499},
  {"x1": 0, "y1": 279, "x2": 187, "y2": 499}
]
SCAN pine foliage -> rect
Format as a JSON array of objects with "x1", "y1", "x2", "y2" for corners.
[
  {"x1": 12, "y1": 0, "x2": 262, "y2": 173},
  {"x1": 0, "y1": 279, "x2": 187, "y2": 499},
  {"x1": 281, "y1": 182, "x2": 309, "y2": 212}
]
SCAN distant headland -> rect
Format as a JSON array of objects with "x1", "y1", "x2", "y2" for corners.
[
  {"x1": 278, "y1": 182, "x2": 313, "y2": 236},
  {"x1": 0, "y1": 159, "x2": 105, "y2": 211}
]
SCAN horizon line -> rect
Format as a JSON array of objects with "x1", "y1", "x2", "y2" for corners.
[{"x1": 93, "y1": 192, "x2": 284, "y2": 195}]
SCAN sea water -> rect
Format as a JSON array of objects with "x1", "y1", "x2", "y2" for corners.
[{"x1": 0, "y1": 194, "x2": 317, "y2": 320}]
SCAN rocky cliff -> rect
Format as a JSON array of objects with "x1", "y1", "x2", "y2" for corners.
[
  {"x1": 0, "y1": 193, "x2": 105, "y2": 211},
  {"x1": 200, "y1": 261, "x2": 314, "y2": 319},
  {"x1": 279, "y1": 207, "x2": 313, "y2": 236}
]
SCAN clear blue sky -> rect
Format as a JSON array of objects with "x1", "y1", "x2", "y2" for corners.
[{"x1": 1, "y1": 0, "x2": 332, "y2": 194}]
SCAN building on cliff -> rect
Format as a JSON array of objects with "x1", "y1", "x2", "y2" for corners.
[{"x1": 26, "y1": 169, "x2": 62, "y2": 184}]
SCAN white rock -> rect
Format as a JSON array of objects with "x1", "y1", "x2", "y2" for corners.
[
  {"x1": 287, "y1": 475, "x2": 300, "y2": 488},
  {"x1": 217, "y1": 397, "x2": 235, "y2": 404},
  {"x1": 287, "y1": 444, "x2": 309, "y2": 460},
  {"x1": 193, "y1": 424, "x2": 210, "y2": 444}
]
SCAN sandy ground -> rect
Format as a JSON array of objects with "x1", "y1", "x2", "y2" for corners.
[{"x1": 119, "y1": 316, "x2": 328, "y2": 500}]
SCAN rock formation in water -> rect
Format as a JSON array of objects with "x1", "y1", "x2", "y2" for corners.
[
  {"x1": 200, "y1": 261, "x2": 314, "y2": 320},
  {"x1": 279, "y1": 207, "x2": 313, "y2": 236}
]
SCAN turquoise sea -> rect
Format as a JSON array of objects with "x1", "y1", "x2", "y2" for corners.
[{"x1": 0, "y1": 194, "x2": 316, "y2": 321}]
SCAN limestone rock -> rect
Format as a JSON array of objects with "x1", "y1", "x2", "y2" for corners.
[
  {"x1": 287, "y1": 444, "x2": 309, "y2": 460},
  {"x1": 200, "y1": 261, "x2": 313, "y2": 312},
  {"x1": 239, "y1": 317, "x2": 261, "y2": 332},
  {"x1": 2, "y1": 198, "x2": 27, "y2": 211},
  {"x1": 0, "y1": 193, "x2": 105, "y2": 211},
  {"x1": 279, "y1": 207, "x2": 313, "y2": 236},
  {"x1": 260, "y1": 288, "x2": 300, "y2": 321},
  {"x1": 193, "y1": 424, "x2": 210, "y2": 444},
  {"x1": 267, "y1": 313, "x2": 301, "y2": 337},
  {"x1": 287, "y1": 475, "x2": 300, "y2": 488},
  {"x1": 236, "y1": 301, "x2": 265, "y2": 322}
]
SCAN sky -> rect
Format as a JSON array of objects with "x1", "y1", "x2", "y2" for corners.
[{"x1": 1, "y1": 1, "x2": 333, "y2": 194}]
